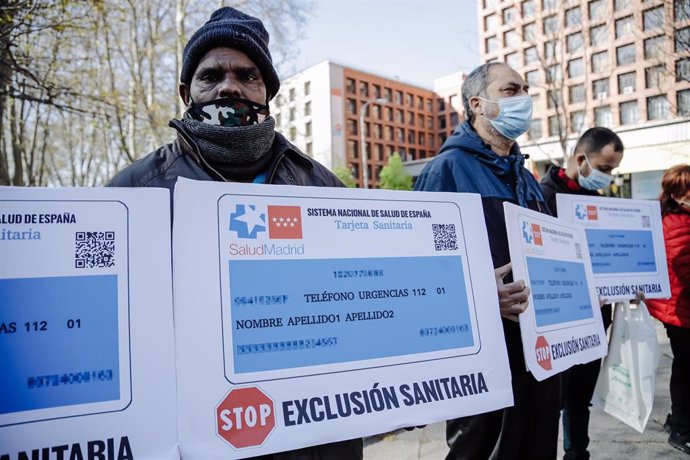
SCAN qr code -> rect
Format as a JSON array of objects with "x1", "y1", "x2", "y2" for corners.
[
  {"x1": 75, "y1": 232, "x2": 115, "y2": 268},
  {"x1": 432, "y1": 224, "x2": 458, "y2": 251},
  {"x1": 641, "y1": 215, "x2": 651, "y2": 228}
]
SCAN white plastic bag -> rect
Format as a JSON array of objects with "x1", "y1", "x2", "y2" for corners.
[{"x1": 592, "y1": 301, "x2": 661, "y2": 432}]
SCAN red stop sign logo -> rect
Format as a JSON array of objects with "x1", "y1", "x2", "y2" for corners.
[
  {"x1": 535, "y1": 336, "x2": 552, "y2": 371},
  {"x1": 216, "y1": 386, "x2": 276, "y2": 449}
]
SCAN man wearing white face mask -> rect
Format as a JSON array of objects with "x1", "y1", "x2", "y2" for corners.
[
  {"x1": 415, "y1": 63, "x2": 559, "y2": 459},
  {"x1": 540, "y1": 127, "x2": 624, "y2": 460}
]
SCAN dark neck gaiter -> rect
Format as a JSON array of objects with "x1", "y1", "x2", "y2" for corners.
[{"x1": 179, "y1": 116, "x2": 276, "y2": 182}]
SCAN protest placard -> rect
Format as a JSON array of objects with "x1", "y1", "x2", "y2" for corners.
[
  {"x1": 556, "y1": 195, "x2": 670, "y2": 301},
  {"x1": 0, "y1": 187, "x2": 178, "y2": 459},
  {"x1": 173, "y1": 178, "x2": 513, "y2": 458},
  {"x1": 504, "y1": 202, "x2": 608, "y2": 382}
]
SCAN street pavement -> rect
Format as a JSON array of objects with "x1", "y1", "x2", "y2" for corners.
[{"x1": 363, "y1": 319, "x2": 687, "y2": 459}]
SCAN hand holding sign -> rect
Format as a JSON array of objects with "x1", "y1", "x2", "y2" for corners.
[{"x1": 495, "y1": 262, "x2": 530, "y2": 322}]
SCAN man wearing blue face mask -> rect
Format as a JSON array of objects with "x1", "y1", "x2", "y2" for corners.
[
  {"x1": 415, "y1": 63, "x2": 559, "y2": 459},
  {"x1": 540, "y1": 127, "x2": 624, "y2": 460}
]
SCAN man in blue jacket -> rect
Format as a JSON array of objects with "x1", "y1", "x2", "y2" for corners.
[{"x1": 415, "y1": 62, "x2": 559, "y2": 459}]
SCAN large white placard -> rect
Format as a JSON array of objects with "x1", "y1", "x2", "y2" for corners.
[
  {"x1": 504, "y1": 202, "x2": 608, "y2": 382},
  {"x1": 172, "y1": 178, "x2": 513, "y2": 458},
  {"x1": 556, "y1": 195, "x2": 670, "y2": 301},
  {"x1": 0, "y1": 186, "x2": 178, "y2": 459}
]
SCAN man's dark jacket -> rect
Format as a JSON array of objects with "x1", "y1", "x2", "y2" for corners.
[
  {"x1": 108, "y1": 120, "x2": 363, "y2": 460},
  {"x1": 539, "y1": 165, "x2": 599, "y2": 218},
  {"x1": 414, "y1": 121, "x2": 559, "y2": 460},
  {"x1": 108, "y1": 120, "x2": 343, "y2": 190}
]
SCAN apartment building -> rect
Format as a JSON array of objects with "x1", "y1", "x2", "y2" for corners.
[
  {"x1": 479, "y1": 0, "x2": 690, "y2": 198},
  {"x1": 272, "y1": 61, "x2": 463, "y2": 188}
]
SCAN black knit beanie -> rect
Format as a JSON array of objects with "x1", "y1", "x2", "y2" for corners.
[{"x1": 180, "y1": 7, "x2": 280, "y2": 100}]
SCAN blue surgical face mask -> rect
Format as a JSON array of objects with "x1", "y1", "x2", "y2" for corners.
[
  {"x1": 578, "y1": 153, "x2": 613, "y2": 190},
  {"x1": 479, "y1": 95, "x2": 533, "y2": 140}
]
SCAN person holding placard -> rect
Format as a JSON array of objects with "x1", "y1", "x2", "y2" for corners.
[
  {"x1": 415, "y1": 62, "x2": 559, "y2": 460},
  {"x1": 540, "y1": 127, "x2": 624, "y2": 460},
  {"x1": 107, "y1": 6, "x2": 362, "y2": 460},
  {"x1": 646, "y1": 164, "x2": 690, "y2": 455}
]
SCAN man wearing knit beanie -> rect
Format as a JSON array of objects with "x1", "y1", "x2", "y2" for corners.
[{"x1": 108, "y1": 8, "x2": 362, "y2": 459}]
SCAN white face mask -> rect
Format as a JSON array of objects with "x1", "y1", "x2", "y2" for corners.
[{"x1": 578, "y1": 153, "x2": 613, "y2": 190}]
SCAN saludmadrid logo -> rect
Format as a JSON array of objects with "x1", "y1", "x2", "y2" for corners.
[{"x1": 229, "y1": 204, "x2": 305, "y2": 256}]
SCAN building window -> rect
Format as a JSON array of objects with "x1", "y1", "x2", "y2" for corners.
[
  {"x1": 395, "y1": 90, "x2": 403, "y2": 104},
  {"x1": 615, "y1": 0, "x2": 632, "y2": 11},
  {"x1": 677, "y1": 57, "x2": 690, "y2": 81},
  {"x1": 427, "y1": 116, "x2": 434, "y2": 129},
  {"x1": 486, "y1": 35, "x2": 500, "y2": 54},
  {"x1": 522, "y1": 0, "x2": 536, "y2": 20},
  {"x1": 618, "y1": 72, "x2": 637, "y2": 94},
  {"x1": 289, "y1": 107, "x2": 296, "y2": 121},
  {"x1": 395, "y1": 109, "x2": 403, "y2": 122},
  {"x1": 438, "y1": 98, "x2": 446, "y2": 111},
  {"x1": 407, "y1": 111, "x2": 415, "y2": 125},
  {"x1": 547, "y1": 64, "x2": 562, "y2": 83},
  {"x1": 677, "y1": 0, "x2": 690, "y2": 21},
  {"x1": 304, "y1": 81, "x2": 311, "y2": 96},
  {"x1": 525, "y1": 70, "x2": 540, "y2": 86},
  {"x1": 644, "y1": 35, "x2": 665, "y2": 60},
  {"x1": 503, "y1": 6, "x2": 517, "y2": 24},
  {"x1": 305, "y1": 101, "x2": 311, "y2": 116},
  {"x1": 385, "y1": 88, "x2": 392, "y2": 102},
  {"x1": 346, "y1": 78, "x2": 355, "y2": 94},
  {"x1": 406, "y1": 93, "x2": 414, "y2": 107},
  {"x1": 594, "y1": 105, "x2": 613, "y2": 127},
  {"x1": 289, "y1": 88, "x2": 296, "y2": 101},
  {"x1": 566, "y1": 7, "x2": 582, "y2": 28},
  {"x1": 396, "y1": 128, "x2": 404, "y2": 142},
  {"x1": 543, "y1": 0, "x2": 557, "y2": 12},
  {"x1": 570, "y1": 111, "x2": 586, "y2": 133},
  {"x1": 569, "y1": 84, "x2": 586, "y2": 103},
  {"x1": 619, "y1": 100, "x2": 639, "y2": 125},
  {"x1": 347, "y1": 99, "x2": 356, "y2": 114},
  {"x1": 590, "y1": 24, "x2": 608, "y2": 46},
  {"x1": 567, "y1": 33, "x2": 584, "y2": 53},
  {"x1": 568, "y1": 58, "x2": 585, "y2": 78},
  {"x1": 647, "y1": 95, "x2": 669, "y2": 120},
  {"x1": 543, "y1": 15, "x2": 558, "y2": 35},
  {"x1": 438, "y1": 116, "x2": 447, "y2": 130},
  {"x1": 544, "y1": 40, "x2": 560, "y2": 61},
  {"x1": 676, "y1": 26, "x2": 690, "y2": 52},
  {"x1": 523, "y1": 23, "x2": 537, "y2": 42},
  {"x1": 643, "y1": 6, "x2": 664, "y2": 31},
  {"x1": 592, "y1": 51, "x2": 609, "y2": 73},
  {"x1": 646, "y1": 65, "x2": 665, "y2": 88},
  {"x1": 677, "y1": 89, "x2": 690, "y2": 116},
  {"x1": 275, "y1": 112, "x2": 282, "y2": 126},
  {"x1": 375, "y1": 124, "x2": 382, "y2": 139},
  {"x1": 485, "y1": 14, "x2": 499, "y2": 30},
  {"x1": 359, "y1": 82, "x2": 369, "y2": 97},
  {"x1": 373, "y1": 84, "x2": 381, "y2": 99},
  {"x1": 417, "y1": 96, "x2": 424, "y2": 109},
  {"x1": 616, "y1": 43, "x2": 636, "y2": 66},
  {"x1": 548, "y1": 116, "x2": 563, "y2": 137},
  {"x1": 547, "y1": 89, "x2": 562, "y2": 109},
  {"x1": 372, "y1": 104, "x2": 381, "y2": 119},
  {"x1": 524, "y1": 47, "x2": 539, "y2": 65},
  {"x1": 593, "y1": 78, "x2": 610, "y2": 99},
  {"x1": 529, "y1": 119, "x2": 542, "y2": 139},
  {"x1": 305, "y1": 142, "x2": 313, "y2": 156},
  {"x1": 506, "y1": 52, "x2": 520, "y2": 69},
  {"x1": 289, "y1": 126, "x2": 297, "y2": 141},
  {"x1": 349, "y1": 120, "x2": 361, "y2": 136},
  {"x1": 305, "y1": 121, "x2": 312, "y2": 137},
  {"x1": 503, "y1": 30, "x2": 521, "y2": 48},
  {"x1": 408, "y1": 131, "x2": 416, "y2": 143},
  {"x1": 386, "y1": 126, "x2": 393, "y2": 141},
  {"x1": 616, "y1": 16, "x2": 635, "y2": 39},
  {"x1": 589, "y1": 0, "x2": 607, "y2": 22}
]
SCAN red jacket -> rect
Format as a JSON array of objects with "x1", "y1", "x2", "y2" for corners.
[{"x1": 647, "y1": 211, "x2": 690, "y2": 328}]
